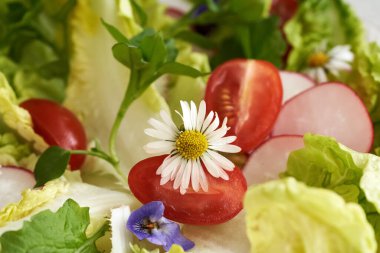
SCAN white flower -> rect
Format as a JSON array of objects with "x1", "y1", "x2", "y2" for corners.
[
  {"x1": 144, "y1": 100, "x2": 241, "y2": 195},
  {"x1": 304, "y1": 44, "x2": 354, "y2": 83}
]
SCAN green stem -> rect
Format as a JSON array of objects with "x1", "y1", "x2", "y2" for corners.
[{"x1": 108, "y1": 70, "x2": 140, "y2": 175}]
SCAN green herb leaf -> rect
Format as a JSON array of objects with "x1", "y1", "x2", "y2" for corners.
[
  {"x1": 0, "y1": 199, "x2": 109, "y2": 253},
  {"x1": 34, "y1": 146, "x2": 70, "y2": 188},
  {"x1": 130, "y1": 0, "x2": 148, "y2": 26},
  {"x1": 158, "y1": 62, "x2": 206, "y2": 78},
  {"x1": 101, "y1": 19, "x2": 129, "y2": 43}
]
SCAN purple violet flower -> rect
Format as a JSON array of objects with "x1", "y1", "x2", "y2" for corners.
[{"x1": 127, "y1": 201, "x2": 195, "y2": 251}]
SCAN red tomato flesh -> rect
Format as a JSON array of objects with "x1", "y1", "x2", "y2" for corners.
[
  {"x1": 20, "y1": 99, "x2": 87, "y2": 170},
  {"x1": 205, "y1": 59, "x2": 283, "y2": 153},
  {"x1": 128, "y1": 155, "x2": 247, "y2": 225}
]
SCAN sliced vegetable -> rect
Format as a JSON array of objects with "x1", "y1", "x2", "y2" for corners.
[
  {"x1": 20, "y1": 99, "x2": 87, "y2": 170},
  {"x1": 280, "y1": 71, "x2": 315, "y2": 104},
  {"x1": 272, "y1": 83, "x2": 373, "y2": 152},
  {"x1": 205, "y1": 59, "x2": 282, "y2": 153},
  {"x1": 0, "y1": 166, "x2": 35, "y2": 208},
  {"x1": 128, "y1": 155, "x2": 247, "y2": 225},
  {"x1": 243, "y1": 135, "x2": 304, "y2": 186},
  {"x1": 245, "y1": 177, "x2": 377, "y2": 253}
]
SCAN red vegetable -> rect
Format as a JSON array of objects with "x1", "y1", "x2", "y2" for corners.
[
  {"x1": 20, "y1": 99, "x2": 87, "y2": 170},
  {"x1": 128, "y1": 155, "x2": 247, "y2": 225},
  {"x1": 205, "y1": 59, "x2": 283, "y2": 153}
]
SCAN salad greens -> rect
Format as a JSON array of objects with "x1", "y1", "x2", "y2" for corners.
[
  {"x1": 0, "y1": 199, "x2": 108, "y2": 253},
  {"x1": 167, "y1": 0, "x2": 286, "y2": 68},
  {"x1": 244, "y1": 177, "x2": 377, "y2": 253},
  {"x1": 0, "y1": 0, "x2": 75, "y2": 103},
  {"x1": 284, "y1": 134, "x2": 380, "y2": 248}
]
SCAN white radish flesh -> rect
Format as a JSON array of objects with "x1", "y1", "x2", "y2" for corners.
[
  {"x1": 243, "y1": 135, "x2": 304, "y2": 185},
  {"x1": 272, "y1": 83, "x2": 373, "y2": 152},
  {"x1": 0, "y1": 166, "x2": 35, "y2": 208},
  {"x1": 280, "y1": 71, "x2": 315, "y2": 104}
]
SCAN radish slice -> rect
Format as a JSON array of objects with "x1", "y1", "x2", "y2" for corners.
[
  {"x1": 272, "y1": 83, "x2": 373, "y2": 152},
  {"x1": 243, "y1": 135, "x2": 304, "y2": 185},
  {"x1": 280, "y1": 71, "x2": 315, "y2": 104},
  {"x1": 0, "y1": 166, "x2": 35, "y2": 208}
]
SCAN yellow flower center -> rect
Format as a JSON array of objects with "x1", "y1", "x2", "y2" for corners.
[
  {"x1": 176, "y1": 130, "x2": 208, "y2": 160},
  {"x1": 308, "y1": 52, "x2": 329, "y2": 67}
]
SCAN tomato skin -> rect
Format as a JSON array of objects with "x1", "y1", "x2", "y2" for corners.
[
  {"x1": 128, "y1": 155, "x2": 247, "y2": 225},
  {"x1": 20, "y1": 99, "x2": 87, "y2": 170},
  {"x1": 270, "y1": 0, "x2": 298, "y2": 27},
  {"x1": 205, "y1": 59, "x2": 283, "y2": 153}
]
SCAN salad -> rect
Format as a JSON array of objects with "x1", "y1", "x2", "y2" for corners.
[{"x1": 0, "y1": 0, "x2": 380, "y2": 252}]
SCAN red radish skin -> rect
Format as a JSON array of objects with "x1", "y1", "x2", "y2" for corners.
[
  {"x1": 280, "y1": 71, "x2": 315, "y2": 104},
  {"x1": 272, "y1": 83, "x2": 374, "y2": 152},
  {"x1": 0, "y1": 166, "x2": 35, "y2": 208},
  {"x1": 166, "y1": 7, "x2": 184, "y2": 18},
  {"x1": 243, "y1": 135, "x2": 304, "y2": 186}
]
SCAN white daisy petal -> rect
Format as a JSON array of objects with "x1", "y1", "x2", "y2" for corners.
[
  {"x1": 196, "y1": 100, "x2": 206, "y2": 131},
  {"x1": 204, "y1": 113, "x2": 220, "y2": 135},
  {"x1": 209, "y1": 144, "x2": 241, "y2": 153},
  {"x1": 201, "y1": 111, "x2": 214, "y2": 133},
  {"x1": 181, "y1": 101, "x2": 192, "y2": 130},
  {"x1": 160, "y1": 110, "x2": 177, "y2": 131},
  {"x1": 181, "y1": 160, "x2": 192, "y2": 191},
  {"x1": 160, "y1": 175, "x2": 171, "y2": 185},
  {"x1": 191, "y1": 160, "x2": 200, "y2": 192},
  {"x1": 173, "y1": 160, "x2": 187, "y2": 189},
  {"x1": 144, "y1": 141, "x2": 174, "y2": 154},
  {"x1": 148, "y1": 118, "x2": 176, "y2": 136},
  {"x1": 316, "y1": 67, "x2": 327, "y2": 83},
  {"x1": 144, "y1": 128, "x2": 175, "y2": 141},
  {"x1": 209, "y1": 136, "x2": 237, "y2": 146},
  {"x1": 197, "y1": 160, "x2": 209, "y2": 192},
  {"x1": 328, "y1": 45, "x2": 354, "y2": 62},
  {"x1": 190, "y1": 101, "x2": 198, "y2": 130},
  {"x1": 156, "y1": 155, "x2": 176, "y2": 175},
  {"x1": 180, "y1": 187, "x2": 186, "y2": 195},
  {"x1": 201, "y1": 154, "x2": 221, "y2": 178},
  {"x1": 326, "y1": 59, "x2": 352, "y2": 72},
  {"x1": 161, "y1": 155, "x2": 182, "y2": 178},
  {"x1": 207, "y1": 150, "x2": 235, "y2": 171},
  {"x1": 219, "y1": 168, "x2": 230, "y2": 180},
  {"x1": 207, "y1": 123, "x2": 229, "y2": 141}
]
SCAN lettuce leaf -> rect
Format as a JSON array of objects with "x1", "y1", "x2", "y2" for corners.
[
  {"x1": 0, "y1": 72, "x2": 48, "y2": 168},
  {"x1": 0, "y1": 0, "x2": 76, "y2": 103},
  {"x1": 284, "y1": 134, "x2": 380, "y2": 249},
  {"x1": 245, "y1": 177, "x2": 377, "y2": 253}
]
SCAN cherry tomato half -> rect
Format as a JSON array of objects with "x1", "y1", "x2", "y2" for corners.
[
  {"x1": 20, "y1": 99, "x2": 87, "y2": 170},
  {"x1": 205, "y1": 59, "x2": 283, "y2": 153},
  {"x1": 128, "y1": 155, "x2": 247, "y2": 225}
]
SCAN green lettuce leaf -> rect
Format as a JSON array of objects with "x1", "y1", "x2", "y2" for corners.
[
  {"x1": 0, "y1": 199, "x2": 108, "y2": 253},
  {"x1": 244, "y1": 177, "x2": 377, "y2": 253},
  {"x1": 0, "y1": 0, "x2": 76, "y2": 103},
  {"x1": 0, "y1": 72, "x2": 48, "y2": 168},
  {"x1": 284, "y1": 134, "x2": 380, "y2": 250}
]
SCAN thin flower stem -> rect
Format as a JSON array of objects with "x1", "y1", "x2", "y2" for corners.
[{"x1": 108, "y1": 70, "x2": 139, "y2": 177}]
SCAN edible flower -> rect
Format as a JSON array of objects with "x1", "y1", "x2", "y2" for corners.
[
  {"x1": 304, "y1": 43, "x2": 354, "y2": 83},
  {"x1": 144, "y1": 100, "x2": 241, "y2": 194},
  {"x1": 127, "y1": 201, "x2": 194, "y2": 251}
]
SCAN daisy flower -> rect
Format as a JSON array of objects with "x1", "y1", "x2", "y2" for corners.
[
  {"x1": 143, "y1": 100, "x2": 241, "y2": 194},
  {"x1": 304, "y1": 43, "x2": 354, "y2": 83}
]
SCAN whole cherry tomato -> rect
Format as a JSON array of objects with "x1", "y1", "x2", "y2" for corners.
[
  {"x1": 20, "y1": 99, "x2": 87, "y2": 170},
  {"x1": 128, "y1": 155, "x2": 247, "y2": 225},
  {"x1": 205, "y1": 59, "x2": 283, "y2": 153}
]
